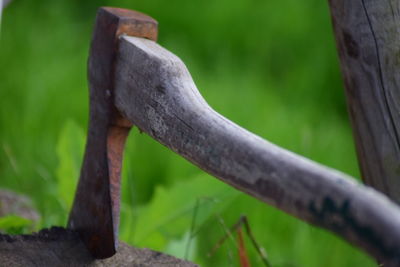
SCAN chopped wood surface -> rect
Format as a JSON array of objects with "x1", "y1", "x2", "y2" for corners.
[{"x1": 0, "y1": 227, "x2": 197, "y2": 267}]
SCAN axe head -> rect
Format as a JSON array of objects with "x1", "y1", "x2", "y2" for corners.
[{"x1": 67, "y1": 7, "x2": 158, "y2": 259}]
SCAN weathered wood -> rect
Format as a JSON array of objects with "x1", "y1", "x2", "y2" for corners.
[
  {"x1": 0, "y1": 227, "x2": 197, "y2": 266},
  {"x1": 328, "y1": 0, "x2": 400, "y2": 203},
  {"x1": 113, "y1": 36, "x2": 400, "y2": 264},
  {"x1": 68, "y1": 7, "x2": 158, "y2": 258}
]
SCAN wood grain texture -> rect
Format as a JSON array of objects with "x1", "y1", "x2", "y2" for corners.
[
  {"x1": 113, "y1": 36, "x2": 400, "y2": 264},
  {"x1": 328, "y1": 0, "x2": 400, "y2": 203},
  {"x1": 0, "y1": 227, "x2": 197, "y2": 267}
]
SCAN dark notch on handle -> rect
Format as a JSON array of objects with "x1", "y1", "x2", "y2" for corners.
[{"x1": 67, "y1": 7, "x2": 158, "y2": 259}]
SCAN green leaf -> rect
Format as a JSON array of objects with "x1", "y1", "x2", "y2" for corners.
[
  {"x1": 0, "y1": 215, "x2": 33, "y2": 234},
  {"x1": 165, "y1": 231, "x2": 197, "y2": 261},
  {"x1": 126, "y1": 174, "x2": 239, "y2": 251},
  {"x1": 55, "y1": 120, "x2": 85, "y2": 213}
]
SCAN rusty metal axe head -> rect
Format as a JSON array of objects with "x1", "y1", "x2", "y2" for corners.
[{"x1": 68, "y1": 7, "x2": 157, "y2": 259}]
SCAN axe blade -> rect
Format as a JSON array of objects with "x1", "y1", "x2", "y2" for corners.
[{"x1": 67, "y1": 7, "x2": 158, "y2": 259}]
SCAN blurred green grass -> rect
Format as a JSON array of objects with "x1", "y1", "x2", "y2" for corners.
[{"x1": 0, "y1": 0, "x2": 374, "y2": 266}]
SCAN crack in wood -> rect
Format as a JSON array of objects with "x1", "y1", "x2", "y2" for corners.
[{"x1": 361, "y1": 0, "x2": 400, "y2": 152}]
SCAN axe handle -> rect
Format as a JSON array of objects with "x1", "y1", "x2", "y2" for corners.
[{"x1": 114, "y1": 36, "x2": 400, "y2": 264}]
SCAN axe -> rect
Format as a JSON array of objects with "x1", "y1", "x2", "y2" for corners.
[{"x1": 68, "y1": 6, "x2": 400, "y2": 264}]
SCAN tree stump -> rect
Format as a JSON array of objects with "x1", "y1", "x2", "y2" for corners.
[{"x1": 0, "y1": 227, "x2": 197, "y2": 266}]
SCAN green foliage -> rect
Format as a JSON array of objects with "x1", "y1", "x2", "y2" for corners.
[
  {"x1": 194, "y1": 194, "x2": 374, "y2": 267},
  {"x1": 165, "y1": 231, "x2": 197, "y2": 261},
  {"x1": 0, "y1": 215, "x2": 33, "y2": 234},
  {"x1": 120, "y1": 174, "x2": 238, "y2": 254},
  {"x1": 0, "y1": 0, "x2": 374, "y2": 266},
  {"x1": 56, "y1": 120, "x2": 85, "y2": 216}
]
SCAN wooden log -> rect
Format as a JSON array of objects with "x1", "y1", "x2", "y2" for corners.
[
  {"x1": 112, "y1": 35, "x2": 400, "y2": 264},
  {"x1": 328, "y1": 0, "x2": 400, "y2": 202},
  {"x1": 0, "y1": 227, "x2": 197, "y2": 266}
]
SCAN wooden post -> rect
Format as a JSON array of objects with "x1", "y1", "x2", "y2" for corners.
[{"x1": 328, "y1": 0, "x2": 400, "y2": 202}]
